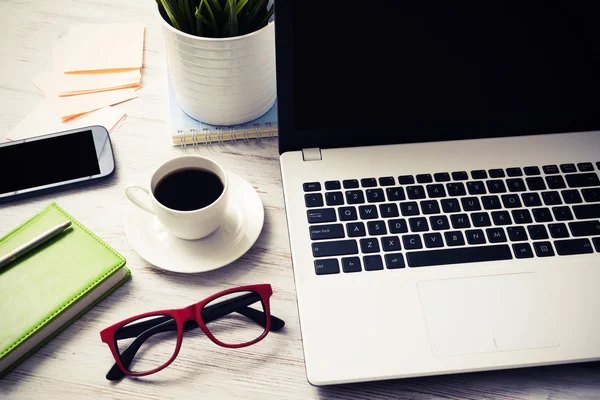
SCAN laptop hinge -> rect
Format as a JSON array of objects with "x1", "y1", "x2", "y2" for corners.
[{"x1": 302, "y1": 148, "x2": 322, "y2": 161}]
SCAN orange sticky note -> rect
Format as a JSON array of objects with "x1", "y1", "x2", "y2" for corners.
[
  {"x1": 56, "y1": 88, "x2": 137, "y2": 120},
  {"x1": 62, "y1": 23, "x2": 144, "y2": 73}
]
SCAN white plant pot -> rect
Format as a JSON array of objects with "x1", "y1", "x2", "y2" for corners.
[{"x1": 157, "y1": 6, "x2": 277, "y2": 126}]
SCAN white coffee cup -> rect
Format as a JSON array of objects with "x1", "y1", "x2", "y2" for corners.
[{"x1": 125, "y1": 156, "x2": 229, "y2": 240}]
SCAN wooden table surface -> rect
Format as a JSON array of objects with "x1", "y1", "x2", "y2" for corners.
[{"x1": 1, "y1": 1, "x2": 600, "y2": 398}]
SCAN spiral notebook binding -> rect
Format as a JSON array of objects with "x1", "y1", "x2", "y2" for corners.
[{"x1": 175, "y1": 121, "x2": 277, "y2": 147}]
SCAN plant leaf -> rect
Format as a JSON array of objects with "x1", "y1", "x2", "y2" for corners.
[
  {"x1": 258, "y1": 3, "x2": 274, "y2": 27},
  {"x1": 208, "y1": 0, "x2": 223, "y2": 15},
  {"x1": 201, "y1": 0, "x2": 218, "y2": 35},
  {"x1": 195, "y1": 5, "x2": 204, "y2": 35},
  {"x1": 158, "y1": 0, "x2": 183, "y2": 31},
  {"x1": 246, "y1": 0, "x2": 267, "y2": 27},
  {"x1": 234, "y1": 0, "x2": 249, "y2": 15},
  {"x1": 227, "y1": 0, "x2": 238, "y2": 36},
  {"x1": 183, "y1": 0, "x2": 196, "y2": 35}
]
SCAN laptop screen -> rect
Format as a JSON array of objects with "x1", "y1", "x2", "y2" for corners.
[{"x1": 276, "y1": 2, "x2": 600, "y2": 153}]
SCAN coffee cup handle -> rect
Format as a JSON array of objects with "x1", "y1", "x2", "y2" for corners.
[{"x1": 125, "y1": 185, "x2": 155, "y2": 215}]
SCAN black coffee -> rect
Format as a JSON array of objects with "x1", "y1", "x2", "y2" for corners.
[{"x1": 154, "y1": 168, "x2": 224, "y2": 211}]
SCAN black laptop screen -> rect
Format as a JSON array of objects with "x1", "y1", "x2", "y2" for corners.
[{"x1": 280, "y1": 2, "x2": 600, "y2": 152}]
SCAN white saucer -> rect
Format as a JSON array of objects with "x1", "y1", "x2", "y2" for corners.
[{"x1": 124, "y1": 171, "x2": 264, "y2": 273}]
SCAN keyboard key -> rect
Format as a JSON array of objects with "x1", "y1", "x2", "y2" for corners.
[
  {"x1": 346, "y1": 190, "x2": 365, "y2": 204},
  {"x1": 307, "y1": 208, "x2": 337, "y2": 224},
  {"x1": 310, "y1": 224, "x2": 345, "y2": 240},
  {"x1": 506, "y1": 167, "x2": 523, "y2": 177},
  {"x1": 543, "y1": 165, "x2": 559, "y2": 174},
  {"x1": 381, "y1": 236, "x2": 401, "y2": 251},
  {"x1": 487, "y1": 180, "x2": 507, "y2": 193},
  {"x1": 560, "y1": 164, "x2": 577, "y2": 173},
  {"x1": 430, "y1": 215, "x2": 450, "y2": 230},
  {"x1": 403, "y1": 235, "x2": 423, "y2": 250},
  {"x1": 424, "y1": 233, "x2": 444, "y2": 248},
  {"x1": 561, "y1": 190, "x2": 583, "y2": 204},
  {"x1": 359, "y1": 205, "x2": 379, "y2": 219},
  {"x1": 366, "y1": 188, "x2": 385, "y2": 203},
  {"x1": 398, "y1": 175, "x2": 415, "y2": 185},
  {"x1": 573, "y1": 204, "x2": 600, "y2": 219},
  {"x1": 305, "y1": 193, "x2": 324, "y2": 207},
  {"x1": 434, "y1": 172, "x2": 451, "y2": 182},
  {"x1": 513, "y1": 243, "x2": 534, "y2": 259},
  {"x1": 339, "y1": 206, "x2": 358, "y2": 221},
  {"x1": 471, "y1": 170, "x2": 488, "y2": 179},
  {"x1": 400, "y1": 202, "x2": 420, "y2": 216},
  {"x1": 379, "y1": 176, "x2": 395, "y2": 186},
  {"x1": 533, "y1": 242, "x2": 555, "y2": 257},
  {"x1": 492, "y1": 211, "x2": 512, "y2": 225},
  {"x1": 426, "y1": 184, "x2": 446, "y2": 198},
  {"x1": 367, "y1": 220, "x2": 387, "y2": 236},
  {"x1": 553, "y1": 206, "x2": 574, "y2": 221},
  {"x1": 363, "y1": 255, "x2": 384, "y2": 271},
  {"x1": 441, "y1": 198, "x2": 461, "y2": 213},
  {"x1": 594, "y1": 237, "x2": 600, "y2": 252},
  {"x1": 532, "y1": 207, "x2": 553, "y2": 223},
  {"x1": 482, "y1": 195, "x2": 502, "y2": 210},
  {"x1": 546, "y1": 175, "x2": 567, "y2": 189},
  {"x1": 566, "y1": 173, "x2": 600, "y2": 188},
  {"x1": 314, "y1": 259, "x2": 340, "y2": 275},
  {"x1": 526, "y1": 177, "x2": 547, "y2": 191},
  {"x1": 501, "y1": 194, "x2": 522, "y2": 208},
  {"x1": 386, "y1": 187, "x2": 406, "y2": 201},
  {"x1": 542, "y1": 191, "x2": 562, "y2": 205},
  {"x1": 416, "y1": 174, "x2": 433, "y2": 183},
  {"x1": 507, "y1": 178, "x2": 527, "y2": 192},
  {"x1": 582, "y1": 188, "x2": 600, "y2": 203},
  {"x1": 342, "y1": 257, "x2": 362, "y2": 273},
  {"x1": 569, "y1": 221, "x2": 600, "y2": 237},
  {"x1": 471, "y1": 212, "x2": 492, "y2": 227},
  {"x1": 451, "y1": 171, "x2": 468, "y2": 181},
  {"x1": 447, "y1": 182, "x2": 467, "y2": 196},
  {"x1": 450, "y1": 214, "x2": 470, "y2": 229},
  {"x1": 325, "y1": 180, "x2": 341, "y2": 190},
  {"x1": 549, "y1": 223, "x2": 570, "y2": 239},
  {"x1": 461, "y1": 197, "x2": 481, "y2": 211},
  {"x1": 347, "y1": 222, "x2": 366, "y2": 237},
  {"x1": 380, "y1": 203, "x2": 399, "y2": 218},
  {"x1": 511, "y1": 209, "x2": 532, "y2": 224},
  {"x1": 487, "y1": 228, "x2": 508, "y2": 243},
  {"x1": 465, "y1": 229, "x2": 486, "y2": 245},
  {"x1": 507, "y1": 226, "x2": 528, "y2": 242},
  {"x1": 420, "y1": 200, "x2": 440, "y2": 215},
  {"x1": 361, "y1": 178, "x2": 377, "y2": 187},
  {"x1": 554, "y1": 238, "x2": 594, "y2": 256},
  {"x1": 303, "y1": 182, "x2": 321, "y2": 192},
  {"x1": 409, "y1": 217, "x2": 429, "y2": 232},
  {"x1": 312, "y1": 240, "x2": 358, "y2": 257},
  {"x1": 578, "y1": 162, "x2": 594, "y2": 172},
  {"x1": 343, "y1": 179, "x2": 359, "y2": 189},
  {"x1": 326, "y1": 191, "x2": 344, "y2": 206},
  {"x1": 407, "y1": 185, "x2": 426, "y2": 199},
  {"x1": 489, "y1": 169, "x2": 505, "y2": 178},
  {"x1": 524, "y1": 166, "x2": 541, "y2": 176},
  {"x1": 360, "y1": 238, "x2": 380, "y2": 253},
  {"x1": 388, "y1": 219, "x2": 408, "y2": 234},
  {"x1": 407, "y1": 244, "x2": 512, "y2": 267},
  {"x1": 385, "y1": 253, "x2": 405, "y2": 269},
  {"x1": 467, "y1": 181, "x2": 487, "y2": 195},
  {"x1": 444, "y1": 231, "x2": 465, "y2": 246},
  {"x1": 528, "y1": 225, "x2": 549, "y2": 240},
  {"x1": 522, "y1": 192, "x2": 542, "y2": 207}
]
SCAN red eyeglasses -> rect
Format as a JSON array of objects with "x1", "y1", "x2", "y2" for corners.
[{"x1": 100, "y1": 284, "x2": 285, "y2": 380}]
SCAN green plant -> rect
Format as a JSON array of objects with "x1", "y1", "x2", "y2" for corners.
[{"x1": 157, "y1": 0, "x2": 274, "y2": 38}]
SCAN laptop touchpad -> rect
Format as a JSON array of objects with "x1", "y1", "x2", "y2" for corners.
[{"x1": 418, "y1": 273, "x2": 559, "y2": 357}]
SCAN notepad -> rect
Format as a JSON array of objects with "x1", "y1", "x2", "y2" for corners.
[{"x1": 0, "y1": 203, "x2": 131, "y2": 377}]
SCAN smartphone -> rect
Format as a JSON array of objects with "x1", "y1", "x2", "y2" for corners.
[{"x1": 0, "y1": 126, "x2": 116, "y2": 203}]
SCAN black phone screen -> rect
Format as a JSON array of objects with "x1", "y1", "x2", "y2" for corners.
[{"x1": 0, "y1": 130, "x2": 101, "y2": 195}]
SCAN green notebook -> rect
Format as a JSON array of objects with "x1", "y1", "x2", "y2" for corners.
[{"x1": 0, "y1": 202, "x2": 131, "y2": 376}]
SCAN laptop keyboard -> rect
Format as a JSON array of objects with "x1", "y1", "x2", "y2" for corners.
[{"x1": 304, "y1": 162, "x2": 600, "y2": 275}]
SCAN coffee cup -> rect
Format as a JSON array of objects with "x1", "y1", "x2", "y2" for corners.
[{"x1": 125, "y1": 156, "x2": 229, "y2": 240}]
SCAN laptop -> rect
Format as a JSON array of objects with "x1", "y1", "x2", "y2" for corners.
[{"x1": 274, "y1": 1, "x2": 600, "y2": 386}]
